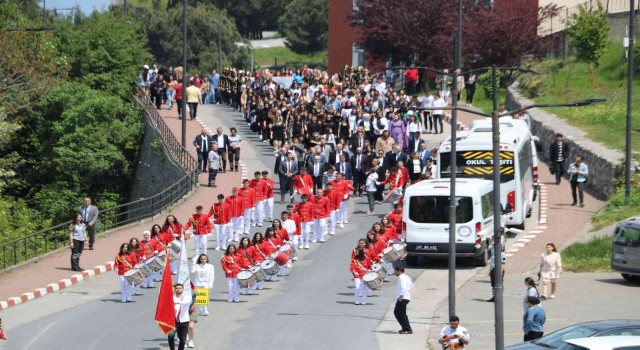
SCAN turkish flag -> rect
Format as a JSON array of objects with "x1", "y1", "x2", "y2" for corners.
[{"x1": 154, "y1": 254, "x2": 175, "y2": 335}]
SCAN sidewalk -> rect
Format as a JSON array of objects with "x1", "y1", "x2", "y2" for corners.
[{"x1": 0, "y1": 103, "x2": 246, "y2": 310}]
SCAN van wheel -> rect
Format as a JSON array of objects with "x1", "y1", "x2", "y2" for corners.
[
  {"x1": 621, "y1": 274, "x2": 640, "y2": 283},
  {"x1": 405, "y1": 255, "x2": 418, "y2": 266},
  {"x1": 526, "y1": 206, "x2": 532, "y2": 218},
  {"x1": 474, "y1": 247, "x2": 488, "y2": 267}
]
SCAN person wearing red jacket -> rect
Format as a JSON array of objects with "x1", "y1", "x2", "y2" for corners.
[
  {"x1": 387, "y1": 204, "x2": 404, "y2": 240},
  {"x1": 225, "y1": 187, "x2": 244, "y2": 242},
  {"x1": 114, "y1": 242, "x2": 137, "y2": 303},
  {"x1": 220, "y1": 244, "x2": 241, "y2": 303},
  {"x1": 293, "y1": 167, "x2": 314, "y2": 201},
  {"x1": 324, "y1": 183, "x2": 339, "y2": 235},
  {"x1": 259, "y1": 229, "x2": 281, "y2": 281},
  {"x1": 281, "y1": 210, "x2": 298, "y2": 262},
  {"x1": 250, "y1": 233, "x2": 268, "y2": 290},
  {"x1": 238, "y1": 179, "x2": 257, "y2": 234},
  {"x1": 350, "y1": 239, "x2": 380, "y2": 263},
  {"x1": 149, "y1": 224, "x2": 166, "y2": 282},
  {"x1": 366, "y1": 231, "x2": 387, "y2": 257},
  {"x1": 128, "y1": 237, "x2": 145, "y2": 296},
  {"x1": 340, "y1": 177, "x2": 355, "y2": 225},
  {"x1": 161, "y1": 215, "x2": 184, "y2": 244},
  {"x1": 237, "y1": 237, "x2": 255, "y2": 295},
  {"x1": 262, "y1": 171, "x2": 276, "y2": 222},
  {"x1": 140, "y1": 231, "x2": 159, "y2": 288},
  {"x1": 212, "y1": 194, "x2": 231, "y2": 250},
  {"x1": 350, "y1": 248, "x2": 373, "y2": 305},
  {"x1": 397, "y1": 161, "x2": 410, "y2": 188},
  {"x1": 293, "y1": 194, "x2": 315, "y2": 249},
  {"x1": 312, "y1": 189, "x2": 330, "y2": 243},
  {"x1": 249, "y1": 171, "x2": 267, "y2": 227},
  {"x1": 286, "y1": 204, "x2": 302, "y2": 250},
  {"x1": 184, "y1": 205, "x2": 214, "y2": 257}
]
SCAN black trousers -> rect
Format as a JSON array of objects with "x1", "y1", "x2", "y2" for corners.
[
  {"x1": 432, "y1": 114, "x2": 444, "y2": 134},
  {"x1": 553, "y1": 161, "x2": 565, "y2": 184},
  {"x1": 279, "y1": 176, "x2": 294, "y2": 201},
  {"x1": 188, "y1": 102, "x2": 198, "y2": 120},
  {"x1": 311, "y1": 175, "x2": 323, "y2": 193},
  {"x1": 84, "y1": 224, "x2": 96, "y2": 248},
  {"x1": 394, "y1": 299, "x2": 412, "y2": 331},
  {"x1": 489, "y1": 267, "x2": 505, "y2": 297},
  {"x1": 71, "y1": 239, "x2": 84, "y2": 270},
  {"x1": 570, "y1": 180, "x2": 585, "y2": 204},
  {"x1": 176, "y1": 98, "x2": 183, "y2": 119},
  {"x1": 168, "y1": 321, "x2": 189, "y2": 350},
  {"x1": 353, "y1": 170, "x2": 366, "y2": 194},
  {"x1": 208, "y1": 169, "x2": 218, "y2": 186},
  {"x1": 423, "y1": 111, "x2": 432, "y2": 131},
  {"x1": 466, "y1": 84, "x2": 476, "y2": 104},
  {"x1": 375, "y1": 184, "x2": 385, "y2": 202},
  {"x1": 524, "y1": 331, "x2": 544, "y2": 341},
  {"x1": 229, "y1": 148, "x2": 240, "y2": 170},
  {"x1": 217, "y1": 149, "x2": 228, "y2": 171}
]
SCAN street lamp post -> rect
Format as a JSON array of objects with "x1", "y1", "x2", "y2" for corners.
[
  {"x1": 181, "y1": 0, "x2": 187, "y2": 147},
  {"x1": 625, "y1": 0, "x2": 634, "y2": 198}
]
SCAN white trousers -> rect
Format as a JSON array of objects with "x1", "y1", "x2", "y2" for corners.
[
  {"x1": 291, "y1": 235, "x2": 301, "y2": 253},
  {"x1": 329, "y1": 210, "x2": 337, "y2": 233},
  {"x1": 264, "y1": 197, "x2": 274, "y2": 220},
  {"x1": 215, "y1": 223, "x2": 230, "y2": 248},
  {"x1": 144, "y1": 273, "x2": 155, "y2": 288},
  {"x1": 340, "y1": 201, "x2": 349, "y2": 223},
  {"x1": 301, "y1": 222, "x2": 313, "y2": 246},
  {"x1": 226, "y1": 277, "x2": 240, "y2": 301},
  {"x1": 194, "y1": 234, "x2": 208, "y2": 257},
  {"x1": 354, "y1": 278, "x2": 368, "y2": 304},
  {"x1": 231, "y1": 217, "x2": 243, "y2": 240},
  {"x1": 243, "y1": 208, "x2": 253, "y2": 233},
  {"x1": 118, "y1": 275, "x2": 133, "y2": 301},
  {"x1": 253, "y1": 200, "x2": 265, "y2": 224},
  {"x1": 440, "y1": 89, "x2": 451, "y2": 102},
  {"x1": 314, "y1": 218, "x2": 327, "y2": 241}
]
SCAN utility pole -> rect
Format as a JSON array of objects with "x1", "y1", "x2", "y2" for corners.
[
  {"x1": 625, "y1": 0, "x2": 634, "y2": 198},
  {"x1": 448, "y1": 42, "x2": 459, "y2": 320},
  {"x1": 181, "y1": 0, "x2": 187, "y2": 147}
]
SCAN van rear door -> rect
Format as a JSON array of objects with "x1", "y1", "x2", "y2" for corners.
[{"x1": 612, "y1": 225, "x2": 640, "y2": 278}]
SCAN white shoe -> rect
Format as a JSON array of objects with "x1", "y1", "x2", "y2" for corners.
[
  {"x1": 258, "y1": 223, "x2": 263, "y2": 227},
  {"x1": 311, "y1": 239, "x2": 317, "y2": 243},
  {"x1": 339, "y1": 223, "x2": 344, "y2": 229},
  {"x1": 228, "y1": 299, "x2": 233, "y2": 303},
  {"x1": 215, "y1": 247, "x2": 220, "y2": 251},
  {"x1": 121, "y1": 299, "x2": 127, "y2": 303},
  {"x1": 304, "y1": 245, "x2": 310, "y2": 249},
  {"x1": 329, "y1": 232, "x2": 335, "y2": 235},
  {"x1": 203, "y1": 310, "x2": 209, "y2": 316},
  {"x1": 227, "y1": 239, "x2": 233, "y2": 242},
  {"x1": 298, "y1": 246, "x2": 303, "y2": 250},
  {"x1": 248, "y1": 290, "x2": 254, "y2": 295},
  {"x1": 286, "y1": 262, "x2": 292, "y2": 268},
  {"x1": 292, "y1": 257, "x2": 298, "y2": 261},
  {"x1": 187, "y1": 340, "x2": 195, "y2": 348},
  {"x1": 355, "y1": 302, "x2": 360, "y2": 305},
  {"x1": 361, "y1": 302, "x2": 367, "y2": 305},
  {"x1": 344, "y1": 220, "x2": 349, "y2": 224},
  {"x1": 241, "y1": 290, "x2": 247, "y2": 295},
  {"x1": 550, "y1": 294, "x2": 556, "y2": 299},
  {"x1": 233, "y1": 299, "x2": 240, "y2": 303}
]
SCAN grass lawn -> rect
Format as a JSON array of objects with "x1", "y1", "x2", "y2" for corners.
[
  {"x1": 252, "y1": 47, "x2": 327, "y2": 70},
  {"x1": 562, "y1": 236, "x2": 612, "y2": 272}
]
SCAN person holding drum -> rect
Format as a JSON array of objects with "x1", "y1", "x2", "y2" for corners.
[
  {"x1": 211, "y1": 194, "x2": 231, "y2": 251},
  {"x1": 281, "y1": 211, "x2": 298, "y2": 262},
  {"x1": 259, "y1": 229, "x2": 281, "y2": 281},
  {"x1": 140, "y1": 231, "x2": 159, "y2": 288},
  {"x1": 114, "y1": 243, "x2": 137, "y2": 303},
  {"x1": 221, "y1": 245, "x2": 241, "y2": 303},
  {"x1": 381, "y1": 215, "x2": 402, "y2": 243},
  {"x1": 191, "y1": 254, "x2": 214, "y2": 315},
  {"x1": 129, "y1": 238, "x2": 145, "y2": 296},
  {"x1": 237, "y1": 238, "x2": 255, "y2": 295},
  {"x1": 350, "y1": 248, "x2": 372, "y2": 305},
  {"x1": 351, "y1": 239, "x2": 380, "y2": 264},
  {"x1": 251, "y1": 233, "x2": 268, "y2": 289}
]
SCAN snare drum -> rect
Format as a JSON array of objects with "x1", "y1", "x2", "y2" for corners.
[
  {"x1": 168, "y1": 241, "x2": 181, "y2": 261},
  {"x1": 273, "y1": 252, "x2": 289, "y2": 266},
  {"x1": 363, "y1": 272, "x2": 383, "y2": 290},
  {"x1": 393, "y1": 243, "x2": 407, "y2": 259},
  {"x1": 124, "y1": 269, "x2": 145, "y2": 286},
  {"x1": 146, "y1": 255, "x2": 164, "y2": 273},
  {"x1": 237, "y1": 270, "x2": 257, "y2": 288},
  {"x1": 260, "y1": 259, "x2": 279, "y2": 275},
  {"x1": 249, "y1": 265, "x2": 266, "y2": 282},
  {"x1": 383, "y1": 243, "x2": 407, "y2": 262},
  {"x1": 371, "y1": 262, "x2": 387, "y2": 279},
  {"x1": 279, "y1": 244, "x2": 297, "y2": 260},
  {"x1": 137, "y1": 262, "x2": 153, "y2": 277}
]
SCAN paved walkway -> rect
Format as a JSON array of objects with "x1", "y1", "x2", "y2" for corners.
[{"x1": 0, "y1": 102, "x2": 245, "y2": 308}]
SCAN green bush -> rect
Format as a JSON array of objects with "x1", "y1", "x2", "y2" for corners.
[
  {"x1": 565, "y1": 1, "x2": 609, "y2": 67},
  {"x1": 562, "y1": 236, "x2": 612, "y2": 272},
  {"x1": 477, "y1": 71, "x2": 507, "y2": 100},
  {"x1": 516, "y1": 59, "x2": 563, "y2": 98}
]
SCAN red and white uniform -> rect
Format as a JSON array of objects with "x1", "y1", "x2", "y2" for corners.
[
  {"x1": 258, "y1": 238, "x2": 278, "y2": 256},
  {"x1": 115, "y1": 252, "x2": 138, "y2": 302},
  {"x1": 211, "y1": 202, "x2": 231, "y2": 249},
  {"x1": 387, "y1": 171, "x2": 406, "y2": 191},
  {"x1": 387, "y1": 211, "x2": 403, "y2": 240},
  {"x1": 325, "y1": 188, "x2": 341, "y2": 234},
  {"x1": 225, "y1": 194, "x2": 244, "y2": 240},
  {"x1": 184, "y1": 211, "x2": 213, "y2": 257},
  {"x1": 293, "y1": 173, "x2": 314, "y2": 198},
  {"x1": 350, "y1": 258, "x2": 373, "y2": 305},
  {"x1": 238, "y1": 186, "x2": 257, "y2": 232},
  {"x1": 294, "y1": 201, "x2": 315, "y2": 248},
  {"x1": 351, "y1": 246, "x2": 380, "y2": 263},
  {"x1": 249, "y1": 178, "x2": 267, "y2": 224},
  {"x1": 161, "y1": 223, "x2": 184, "y2": 244},
  {"x1": 263, "y1": 177, "x2": 275, "y2": 221},
  {"x1": 221, "y1": 253, "x2": 242, "y2": 302},
  {"x1": 313, "y1": 196, "x2": 330, "y2": 242},
  {"x1": 251, "y1": 243, "x2": 268, "y2": 264}
]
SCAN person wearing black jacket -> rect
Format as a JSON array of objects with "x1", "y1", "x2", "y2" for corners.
[
  {"x1": 549, "y1": 133, "x2": 570, "y2": 185},
  {"x1": 351, "y1": 147, "x2": 370, "y2": 196},
  {"x1": 385, "y1": 144, "x2": 407, "y2": 170},
  {"x1": 212, "y1": 127, "x2": 230, "y2": 172},
  {"x1": 193, "y1": 128, "x2": 211, "y2": 173}
]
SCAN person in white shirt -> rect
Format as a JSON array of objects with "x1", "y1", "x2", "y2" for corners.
[
  {"x1": 365, "y1": 170, "x2": 381, "y2": 214},
  {"x1": 438, "y1": 316, "x2": 470, "y2": 348},
  {"x1": 431, "y1": 93, "x2": 447, "y2": 134},
  {"x1": 421, "y1": 92, "x2": 435, "y2": 132},
  {"x1": 394, "y1": 266, "x2": 414, "y2": 334},
  {"x1": 281, "y1": 210, "x2": 298, "y2": 264},
  {"x1": 168, "y1": 283, "x2": 192, "y2": 350},
  {"x1": 190, "y1": 254, "x2": 214, "y2": 316}
]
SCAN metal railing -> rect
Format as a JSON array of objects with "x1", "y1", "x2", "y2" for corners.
[{"x1": 0, "y1": 86, "x2": 198, "y2": 271}]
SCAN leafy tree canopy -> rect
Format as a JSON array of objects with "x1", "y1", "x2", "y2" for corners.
[
  {"x1": 278, "y1": 0, "x2": 328, "y2": 55},
  {"x1": 566, "y1": 1, "x2": 609, "y2": 67}
]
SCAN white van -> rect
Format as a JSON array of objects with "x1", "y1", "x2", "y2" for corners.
[{"x1": 402, "y1": 178, "x2": 494, "y2": 266}]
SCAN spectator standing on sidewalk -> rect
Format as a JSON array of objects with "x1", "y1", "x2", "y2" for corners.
[
  {"x1": 437, "y1": 316, "x2": 470, "y2": 349},
  {"x1": 193, "y1": 128, "x2": 211, "y2": 173},
  {"x1": 549, "y1": 133, "x2": 570, "y2": 185},
  {"x1": 394, "y1": 266, "x2": 414, "y2": 334},
  {"x1": 228, "y1": 127, "x2": 243, "y2": 172},
  {"x1": 174, "y1": 80, "x2": 184, "y2": 120},
  {"x1": 523, "y1": 297, "x2": 546, "y2": 341},
  {"x1": 69, "y1": 213, "x2": 88, "y2": 271},
  {"x1": 186, "y1": 80, "x2": 202, "y2": 120},
  {"x1": 539, "y1": 243, "x2": 562, "y2": 300},
  {"x1": 568, "y1": 155, "x2": 589, "y2": 207},
  {"x1": 207, "y1": 143, "x2": 221, "y2": 187},
  {"x1": 465, "y1": 73, "x2": 476, "y2": 106},
  {"x1": 213, "y1": 127, "x2": 230, "y2": 173},
  {"x1": 404, "y1": 64, "x2": 419, "y2": 95},
  {"x1": 79, "y1": 197, "x2": 99, "y2": 250}
]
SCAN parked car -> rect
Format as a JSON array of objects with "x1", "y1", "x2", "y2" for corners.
[
  {"x1": 564, "y1": 336, "x2": 640, "y2": 350},
  {"x1": 506, "y1": 320, "x2": 640, "y2": 349},
  {"x1": 611, "y1": 217, "x2": 640, "y2": 283}
]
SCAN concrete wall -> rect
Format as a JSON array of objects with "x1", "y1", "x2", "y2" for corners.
[
  {"x1": 608, "y1": 11, "x2": 640, "y2": 39},
  {"x1": 128, "y1": 116, "x2": 186, "y2": 203},
  {"x1": 506, "y1": 84, "x2": 624, "y2": 199}
]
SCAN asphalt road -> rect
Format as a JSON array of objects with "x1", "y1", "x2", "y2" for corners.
[{"x1": 0, "y1": 105, "x2": 534, "y2": 350}]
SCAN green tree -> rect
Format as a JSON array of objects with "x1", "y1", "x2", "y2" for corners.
[
  {"x1": 565, "y1": 1, "x2": 609, "y2": 67},
  {"x1": 278, "y1": 0, "x2": 328, "y2": 55}
]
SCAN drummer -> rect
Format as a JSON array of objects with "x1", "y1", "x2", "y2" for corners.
[
  {"x1": 371, "y1": 222, "x2": 391, "y2": 247},
  {"x1": 220, "y1": 244, "x2": 241, "y2": 303},
  {"x1": 237, "y1": 237, "x2": 255, "y2": 295},
  {"x1": 350, "y1": 248, "x2": 372, "y2": 305},
  {"x1": 381, "y1": 216, "x2": 403, "y2": 243},
  {"x1": 286, "y1": 205, "x2": 302, "y2": 250},
  {"x1": 251, "y1": 233, "x2": 268, "y2": 290},
  {"x1": 366, "y1": 232, "x2": 386, "y2": 257},
  {"x1": 140, "y1": 231, "x2": 159, "y2": 288},
  {"x1": 129, "y1": 238, "x2": 144, "y2": 296},
  {"x1": 162, "y1": 215, "x2": 185, "y2": 274},
  {"x1": 114, "y1": 242, "x2": 137, "y2": 303},
  {"x1": 351, "y1": 239, "x2": 380, "y2": 264},
  {"x1": 272, "y1": 219, "x2": 293, "y2": 269},
  {"x1": 386, "y1": 204, "x2": 404, "y2": 240},
  {"x1": 281, "y1": 211, "x2": 298, "y2": 262},
  {"x1": 149, "y1": 224, "x2": 166, "y2": 282},
  {"x1": 259, "y1": 229, "x2": 280, "y2": 281}
]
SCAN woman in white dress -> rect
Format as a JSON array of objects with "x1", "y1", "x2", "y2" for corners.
[
  {"x1": 538, "y1": 243, "x2": 562, "y2": 300},
  {"x1": 191, "y1": 254, "x2": 215, "y2": 315}
]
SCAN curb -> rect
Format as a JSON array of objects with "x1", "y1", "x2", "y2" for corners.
[
  {"x1": 0, "y1": 261, "x2": 114, "y2": 311},
  {"x1": 443, "y1": 114, "x2": 468, "y2": 131}
]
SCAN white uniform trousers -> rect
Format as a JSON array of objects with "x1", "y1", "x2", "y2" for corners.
[
  {"x1": 118, "y1": 275, "x2": 133, "y2": 302},
  {"x1": 313, "y1": 218, "x2": 327, "y2": 241},
  {"x1": 300, "y1": 222, "x2": 313, "y2": 247},
  {"x1": 226, "y1": 277, "x2": 240, "y2": 302},
  {"x1": 253, "y1": 200, "x2": 265, "y2": 225},
  {"x1": 215, "y1": 223, "x2": 230, "y2": 248},
  {"x1": 264, "y1": 197, "x2": 274, "y2": 220},
  {"x1": 231, "y1": 217, "x2": 243, "y2": 241},
  {"x1": 242, "y1": 208, "x2": 253, "y2": 233},
  {"x1": 340, "y1": 200, "x2": 349, "y2": 223},
  {"x1": 193, "y1": 234, "x2": 208, "y2": 257},
  {"x1": 353, "y1": 278, "x2": 368, "y2": 304},
  {"x1": 329, "y1": 210, "x2": 338, "y2": 233}
]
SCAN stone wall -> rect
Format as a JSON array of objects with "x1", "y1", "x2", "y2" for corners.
[
  {"x1": 506, "y1": 84, "x2": 624, "y2": 199},
  {"x1": 128, "y1": 116, "x2": 186, "y2": 203}
]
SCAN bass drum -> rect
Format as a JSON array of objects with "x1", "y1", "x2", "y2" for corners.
[
  {"x1": 260, "y1": 259, "x2": 279, "y2": 276},
  {"x1": 237, "y1": 270, "x2": 257, "y2": 289},
  {"x1": 363, "y1": 272, "x2": 383, "y2": 290},
  {"x1": 249, "y1": 265, "x2": 266, "y2": 282}
]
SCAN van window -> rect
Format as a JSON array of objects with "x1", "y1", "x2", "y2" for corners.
[
  {"x1": 614, "y1": 226, "x2": 640, "y2": 248},
  {"x1": 408, "y1": 196, "x2": 473, "y2": 224},
  {"x1": 481, "y1": 192, "x2": 493, "y2": 219}
]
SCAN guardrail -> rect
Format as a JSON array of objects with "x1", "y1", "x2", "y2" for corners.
[{"x1": 0, "y1": 85, "x2": 198, "y2": 270}]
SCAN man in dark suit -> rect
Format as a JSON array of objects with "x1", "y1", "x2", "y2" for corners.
[
  {"x1": 213, "y1": 127, "x2": 230, "y2": 172},
  {"x1": 385, "y1": 144, "x2": 407, "y2": 169},
  {"x1": 307, "y1": 154, "x2": 325, "y2": 193},
  {"x1": 306, "y1": 146, "x2": 327, "y2": 170},
  {"x1": 193, "y1": 127, "x2": 211, "y2": 173},
  {"x1": 328, "y1": 143, "x2": 350, "y2": 167},
  {"x1": 418, "y1": 142, "x2": 430, "y2": 163},
  {"x1": 336, "y1": 153, "x2": 352, "y2": 180},
  {"x1": 278, "y1": 152, "x2": 298, "y2": 203},
  {"x1": 351, "y1": 146, "x2": 370, "y2": 196},
  {"x1": 79, "y1": 197, "x2": 99, "y2": 250},
  {"x1": 274, "y1": 146, "x2": 290, "y2": 175},
  {"x1": 549, "y1": 133, "x2": 570, "y2": 185},
  {"x1": 407, "y1": 131, "x2": 426, "y2": 154},
  {"x1": 349, "y1": 130, "x2": 367, "y2": 152}
]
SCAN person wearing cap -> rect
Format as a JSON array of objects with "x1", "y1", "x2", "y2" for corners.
[{"x1": 523, "y1": 296, "x2": 546, "y2": 341}]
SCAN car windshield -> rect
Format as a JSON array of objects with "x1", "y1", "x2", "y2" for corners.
[{"x1": 533, "y1": 325, "x2": 598, "y2": 348}]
